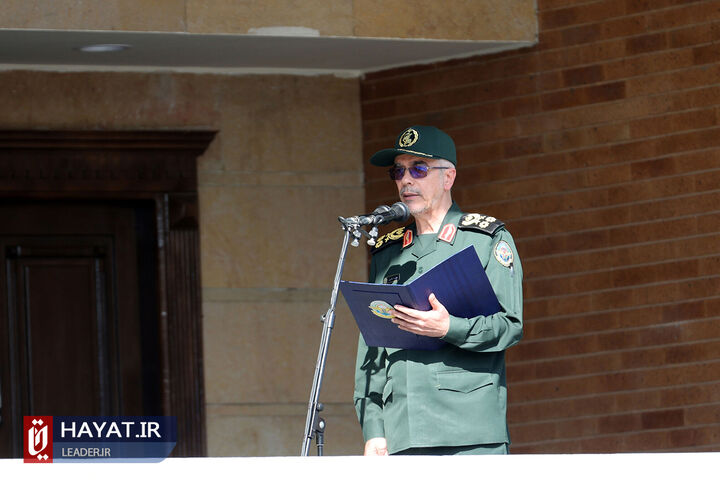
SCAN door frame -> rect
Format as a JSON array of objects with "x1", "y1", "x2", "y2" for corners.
[{"x1": 0, "y1": 130, "x2": 216, "y2": 456}]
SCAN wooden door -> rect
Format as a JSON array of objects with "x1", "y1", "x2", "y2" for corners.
[
  {"x1": 0, "y1": 130, "x2": 215, "y2": 457},
  {"x1": 0, "y1": 200, "x2": 160, "y2": 457}
]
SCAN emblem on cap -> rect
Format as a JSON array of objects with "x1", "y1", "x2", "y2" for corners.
[
  {"x1": 494, "y1": 240, "x2": 514, "y2": 268},
  {"x1": 398, "y1": 128, "x2": 419, "y2": 147}
]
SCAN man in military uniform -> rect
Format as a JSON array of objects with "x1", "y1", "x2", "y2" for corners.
[{"x1": 353, "y1": 125, "x2": 523, "y2": 455}]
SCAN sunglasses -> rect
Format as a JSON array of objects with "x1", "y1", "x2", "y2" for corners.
[{"x1": 388, "y1": 164, "x2": 450, "y2": 181}]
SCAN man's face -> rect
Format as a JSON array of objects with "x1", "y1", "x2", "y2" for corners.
[{"x1": 392, "y1": 154, "x2": 453, "y2": 216}]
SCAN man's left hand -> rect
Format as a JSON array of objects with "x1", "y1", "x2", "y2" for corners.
[{"x1": 392, "y1": 293, "x2": 450, "y2": 338}]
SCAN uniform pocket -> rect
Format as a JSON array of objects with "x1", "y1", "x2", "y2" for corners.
[{"x1": 435, "y1": 370, "x2": 494, "y2": 394}]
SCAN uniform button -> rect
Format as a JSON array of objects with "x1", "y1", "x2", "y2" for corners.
[{"x1": 418, "y1": 267, "x2": 424, "y2": 273}]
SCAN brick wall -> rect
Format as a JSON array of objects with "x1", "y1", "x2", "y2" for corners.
[{"x1": 360, "y1": 0, "x2": 720, "y2": 453}]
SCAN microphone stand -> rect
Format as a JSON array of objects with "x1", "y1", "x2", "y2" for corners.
[{"x1": 301, "y1": 216, "x2": 378, "y2": 456}]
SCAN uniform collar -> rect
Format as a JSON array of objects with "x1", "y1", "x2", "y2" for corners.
[
  {"x1": 403, "y1": 202, "x2": 464, "y2": 256},
  {"x1": 436, "y1": 202, "x2": 463, "y2": 245}
]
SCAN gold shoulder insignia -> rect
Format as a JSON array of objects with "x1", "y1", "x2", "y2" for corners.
[
  {"x1": 458, "y1": 213, "x2": 505, "y2": 236},
  {"x1": 372, "y1": 227, "x2": 406, "y2": 254}
]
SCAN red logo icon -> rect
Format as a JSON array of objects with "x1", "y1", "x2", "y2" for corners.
[{"x1": 24, "y1": 416, "x2": 53, "y2": 463}]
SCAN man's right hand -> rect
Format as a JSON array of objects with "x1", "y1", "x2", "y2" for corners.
[{"x1": 364, "y1": 437, "x2": 388, "y2": 456}]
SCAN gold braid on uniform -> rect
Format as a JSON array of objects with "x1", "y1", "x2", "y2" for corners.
[
  {"x1": 458, "y1": 213, "x2": 505, "y2": 236},
  {"x1": 371, "y1": 227, "x2": 406, "y2": 254}
]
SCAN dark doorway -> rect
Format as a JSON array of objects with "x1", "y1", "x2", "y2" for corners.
[
  {"x1": 0, "y1": 200, "x2": 161, "y2": 456},
  {"x1": 0, "y1": 130, "x2": 215, "y2": 457}
]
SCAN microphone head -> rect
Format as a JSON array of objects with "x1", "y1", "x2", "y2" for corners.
[
  {"x1": 367, "y1": 202, "x2": 409, "y2": 225},
  {"x1": 390, "y1": 202, "x2": 410, "y2": 223}
]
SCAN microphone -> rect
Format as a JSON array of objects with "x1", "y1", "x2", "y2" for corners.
[
  {"x1": 341, "y1": 202, "x2": 410, "y2": 226},
  {"x1": 369, "y1": 202, "x2": 410, "y2": 225}
]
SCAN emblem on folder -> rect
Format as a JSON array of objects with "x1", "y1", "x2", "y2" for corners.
[{"x1": 369, "y1": 300, "x2": 394, "y2": 319}]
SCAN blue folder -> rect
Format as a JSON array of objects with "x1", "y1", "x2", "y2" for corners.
[{"x1": 340, "y1": 246, "x2": 501, "y2": 350}]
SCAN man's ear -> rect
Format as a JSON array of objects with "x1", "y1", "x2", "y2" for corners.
[{"x1": 444, "y1": 168, "x2": 456, "y2": 191}]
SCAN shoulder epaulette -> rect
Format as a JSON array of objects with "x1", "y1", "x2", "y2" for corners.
[
  {"x1": 458, "y1": 213, "x2": 505, "y2": 236},
  {"x1": 371, "y1": 227, "x2": 406, "y2": 254}
]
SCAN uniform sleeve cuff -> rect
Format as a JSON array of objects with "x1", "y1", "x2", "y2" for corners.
[
  {"x1": 441, "y1": 315, "x2": 470, "y2": 345},
  {"x1": 362, "y1": 420, "x2": 385, "y2": 442}
]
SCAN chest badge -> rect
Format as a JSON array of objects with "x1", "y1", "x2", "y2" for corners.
[
  {"x1": 384, "y1": 274, "x2": 400, "y2": 285},
  {"x1": 494, "y1": 240, "x2": 514, "y2": 268}
]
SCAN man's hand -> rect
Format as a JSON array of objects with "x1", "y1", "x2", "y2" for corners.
[
  {"x1": 391, "y1": 293, "x2": 450, "y2": 338},
  {"x1": 364, "y1": 437, "x2": 388, "y2": 456}
]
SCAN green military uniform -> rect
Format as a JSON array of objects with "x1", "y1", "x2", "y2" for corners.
[{"x1": 353, "y1": 202, "x2": 523, "y2": 454}]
